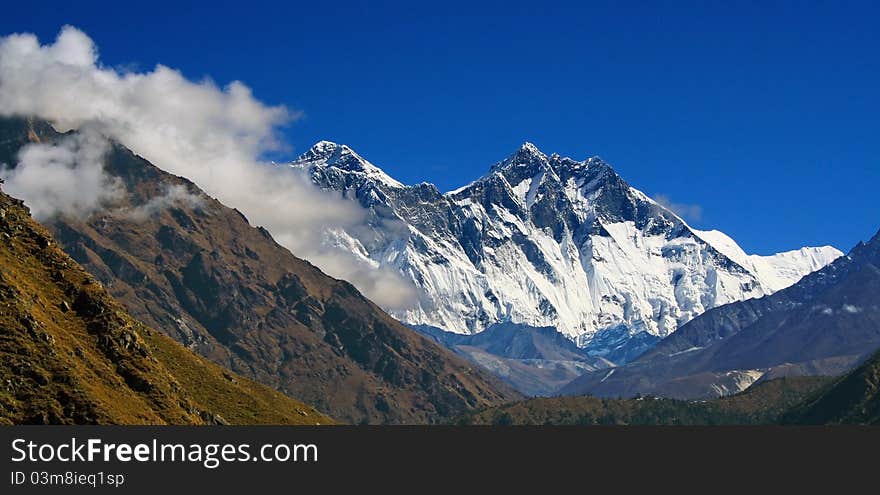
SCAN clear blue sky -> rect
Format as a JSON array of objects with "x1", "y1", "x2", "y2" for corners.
[{"x1": 2, "y1": 1, "x2": 878, "y2": 254}]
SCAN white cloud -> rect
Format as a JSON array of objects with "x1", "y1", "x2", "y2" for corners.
[
  {"x1": 654, "y1": 194, "x2": 703, "y2": 223},
  {"x1": 118, "y1": 183, "x2": 204, "y2": 221},
  {"x1": 0, "y1": 126, "x2": 124, "y2": 220},
  {"x1": 0, "y1": 26, "x2": 417, "y2": 309},
  {"x1": 842, "y1": 304, "x2": 862, "y2": 314}
]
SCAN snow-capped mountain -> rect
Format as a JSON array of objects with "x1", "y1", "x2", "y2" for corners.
[
  {"x1": 289, "y1": 141, "x2": 841, "y2": 356},
  {"x1": 561, "y1": 227, "x2": 880, "y2": 399}
]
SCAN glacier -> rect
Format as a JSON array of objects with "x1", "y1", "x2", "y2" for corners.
[{"x1": 287, "y1": 140, "x2": 841, "y2": 357}]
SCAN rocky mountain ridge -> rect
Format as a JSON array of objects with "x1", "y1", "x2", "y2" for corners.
[{"x1": 290, "y1": 140, "x2": 840, "y2": 357}]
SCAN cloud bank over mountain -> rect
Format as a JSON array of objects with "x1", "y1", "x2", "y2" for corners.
[
  {"x1": 1, "y1": 126, "x2": 123, "y2": 220},
  {"x1": 0, "y1": 26, "x2": 416, "y2": 308}
]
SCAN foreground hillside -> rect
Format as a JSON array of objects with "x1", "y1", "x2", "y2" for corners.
[
  {"x1": 0, "y1": 117, "x2": 519, "y2": 424},
  {"x1": 457, "y1": 377, "x2": 829, "y2": 425},
  {"x1": 0, "y1": 187, "x2": 331, "y2": 424},
  {"x1": 783, "y1": 348, "x2": 880, "y2": 425}
]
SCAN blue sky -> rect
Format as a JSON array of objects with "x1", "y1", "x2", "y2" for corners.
[{"x1": 2, "y1": 1, "x2": 878, "y2": 254}]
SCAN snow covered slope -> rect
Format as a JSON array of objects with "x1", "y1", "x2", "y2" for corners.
[
  {"x1": 693, "y1": 229, "x2": 842, "y2": 293},
  {"x1": 289, "y1": 141, "x2": 841, "y2": 356}
]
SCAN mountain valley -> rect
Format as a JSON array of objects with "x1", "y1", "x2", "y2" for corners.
[{"x1": 0, "y1": 117, "x2": 519, "y2": 424}]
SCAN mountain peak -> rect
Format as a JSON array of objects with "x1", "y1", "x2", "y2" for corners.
[
  {"x1": 292, "y1": 141, "x2": 404, "y2": 188},
  {"x1": 848, "y1": 227, "x2": 880, "y2": 263},
  {"x1": 512, "y1": 141, "x2": 547, "y2": 162},
  {"x1": 549, "y1": 154, "x2": 613, "y2": 176},
  {"x1": 309, "y1": 140, "x2": 342, "y2": 156},
  {"x1": 486, "y1": 141, "x2": 550, "y2": 175},
  {"x1": 300, "y1": 140, "x2": 352, "y2": 161},
  {"x1": 518, "y1": 141, "x2": 542, "y2": 154}
]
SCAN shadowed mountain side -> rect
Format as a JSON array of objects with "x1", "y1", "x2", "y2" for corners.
[
  {"x1": 414, "y1": 323, "x2": 616, "y2": 396},
  {"x1": 0, "y1": 186, "x2": 331, "y2": 425},
  {"x1": 783, "y1": 347, "x2": 880, "y2": 425}
]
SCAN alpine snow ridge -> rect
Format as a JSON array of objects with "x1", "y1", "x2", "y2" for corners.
[{"x1": 289, "y1": 141, "x2": 841, "y2": 357}]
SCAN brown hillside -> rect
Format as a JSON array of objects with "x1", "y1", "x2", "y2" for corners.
[{"x1": 0, "y1": 186, "x2": 331, "y2": 425}]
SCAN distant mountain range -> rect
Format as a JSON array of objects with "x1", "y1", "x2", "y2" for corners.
[
  {"x1": 460, "y1": 342, "x2": 880, "y2": 426},
  {"x1": 290, "y1": 141, "x2": 840, "y2": 359},
  {"x1": 561, "y1": 227, "x2": 880, "y2": 399},
  {"x1": 413, "y1": 323, "x2": 613, "y2": 396},
  {"x1": 0, "y1": 117, "x2": 519, "y2": 424}
]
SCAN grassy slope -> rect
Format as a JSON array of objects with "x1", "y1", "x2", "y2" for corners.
[
  {"x1": 0, "y1": 188, "x2": 332, "y2": 425},
  {"x1": 457, "y1": 376, "x2": 830, "y2": 425}
]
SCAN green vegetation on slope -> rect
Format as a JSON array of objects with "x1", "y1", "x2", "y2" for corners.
[
  {"x1": 783, "y1": 348, "x2": 880, "y2": 425},
  {"x1": 456, "y1": 376, "x2": 830, "y2": 425},
  {"x1": 0, "y1": 187, "x2": 332, "y2": 425}
]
